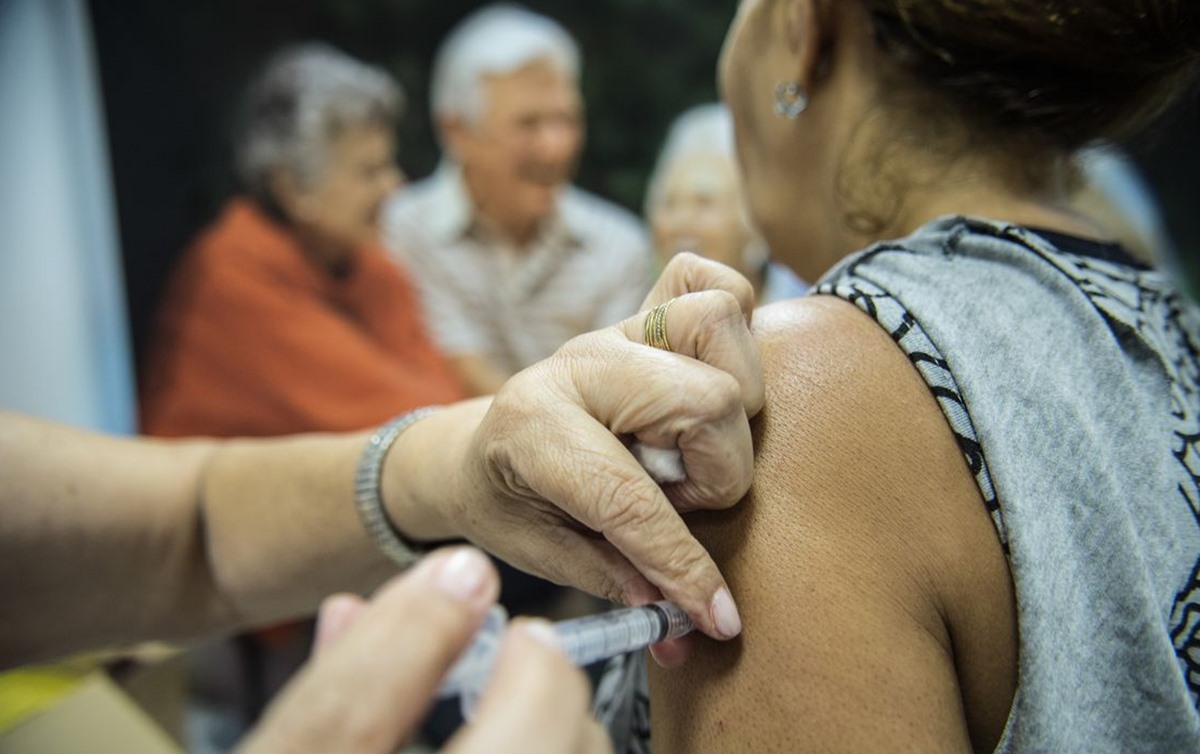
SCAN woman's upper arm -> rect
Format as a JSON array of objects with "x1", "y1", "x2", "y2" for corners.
[{"x1": 649, "y1": 296, "x2": 1016, "y2": 753}]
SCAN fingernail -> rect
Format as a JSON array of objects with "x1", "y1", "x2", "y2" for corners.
[
  {"x1": 434, "y1": 548, "x2": 491, "y2": 604},
  {"x1": 648, "y1": 643, "x2": 668, "y2": 668},
  {"x1": 517, "y1": 619, "x2": 562, "y2": 652},
  {"x1": 710, "y1": 588, "x2": 742, "y2": 639},
  {"x1": 648, "y1": 637, "x2": 688, "y2": 668}
]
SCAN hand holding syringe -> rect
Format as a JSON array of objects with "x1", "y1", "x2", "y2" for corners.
[
  {"x1": 439, "y1": 600, "x2": 695, "y2": 717},
  {"x1": 441, "y1": 446, "x2": 696, "y2": 717}
]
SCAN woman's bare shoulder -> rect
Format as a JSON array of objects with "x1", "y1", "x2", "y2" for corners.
[{"x1": 650, "y1": 294, "x2": 1016, "y2": 753}]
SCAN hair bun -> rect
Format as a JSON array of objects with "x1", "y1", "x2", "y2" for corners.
[{"x1": 865, "y1": 0, "x2": 1200, "y2": 147}]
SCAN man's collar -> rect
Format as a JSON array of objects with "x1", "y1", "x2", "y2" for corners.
[
  {"x1": 424, "y1": 161, "x2": 475, "y2": 245},
  {"x1": 426, "y1": 161, "x2": 584, "y2": 251}
]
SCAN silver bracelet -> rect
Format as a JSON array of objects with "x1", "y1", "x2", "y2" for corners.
[{"x1": 354, "y1": 406, "x2": 443, "y2": 568}]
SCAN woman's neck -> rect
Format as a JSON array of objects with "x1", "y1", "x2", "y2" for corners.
[
  {"x1": 295, "y1": 230, "x2": 355, "y2": 278},
  {"x1": 883, "y1": 181, "x2": 1114, "y2": 248}
]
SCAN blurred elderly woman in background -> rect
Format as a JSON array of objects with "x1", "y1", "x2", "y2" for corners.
[
  {"x1": 140, "y1": 43, "x2": 464, "y2": 440},
  {"x1": 645, "y1": 103, "x2": 807, "y2": 306},
  {"x1": 138, "y1": 43, "x2": 466, "y2": 752}
]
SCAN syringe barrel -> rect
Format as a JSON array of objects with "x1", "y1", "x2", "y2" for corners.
[
  {"x1": 554, "y1": 601, "x2": 694, "y2": 667},
  {"x1": 437, "y1": 600, "x2": 695, "y2": 716}
]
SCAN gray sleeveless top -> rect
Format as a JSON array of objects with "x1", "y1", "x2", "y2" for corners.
[
  {"x1": 601, "y1": 215, "x2": 1200, "y2": 753},
  {"x1": 819, "y1": 216, "x2": 1200, "y2": 751}
]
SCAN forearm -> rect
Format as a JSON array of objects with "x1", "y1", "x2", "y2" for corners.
[
  {"x1": 114, "y1": 410, "x2": 491, "y2": 648},
  {"x1": 198, "y1": 401, "x2": 495, "y2": 633},
  {"x1": 380, "y1": 398, "x2": 492, "y2": 543},
  {"x1": 197, "y1": 432, "x2": 399, "y2": 627},
  {"x1": 0, "y1": 408, "x2": 478, "y2": 668},
  {"x1": 0, "y1": 413, "x2": 227, "y2": 666}
]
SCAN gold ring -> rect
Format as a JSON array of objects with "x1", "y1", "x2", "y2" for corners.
[{"x1": 644, "y1": 299, "x2": 674, "y2": 352}]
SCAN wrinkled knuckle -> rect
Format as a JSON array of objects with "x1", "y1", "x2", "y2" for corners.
[
  {"x1": 713, "y1": 471, "x2": 751, "y2": 508},
  {"x1": 604, "y1": 572, "x2": 641, "y2": 606},
  {"x1": 690, "y1": 370, "x2": 743, "y2": 421},
  {"x1": 685, "y1": 287, "x2": 753, "y2": 347},
  {"x1": 557, "y1": 330, "x2": 626, "y2": 393},
  {"x1": 602, "y1": 583, "x2": 626, "y2": 605},
  {"x1": 491, "y1": 368, "x2": 549, "y2": 424},
  {"x1": 685, "y1": 277, "x2": 751, "y2": 317},
  {"x1": 664, "y1": 250, "x2": 704, "y2": 277},
  {"x1": 693, "y1": 475, "x2": 738, "y2": 511},
  {"x1": 479, "y1": 378, "x2": 553, "y2": 491},
  {"x1": 585, "y1": 569, "x2": 627, "y2": 605},
  {"x1": 730, "y1": 271, "x2": 756, "y2": 309},
  {"x1": 557, "y1": 327, "x2": 611, "y2": 358},
  {"x1": 599, "y1": 476, "x2": 661, "y2": 534},
  {"x1": 678, "y1": 430, "x2": 753, "y2": 510},
  {"x1": 563, "y1": 553, "x2": 629, "y2": 605},
  {"x1": 720, "y1": 439, "x2": 756, "y2": 504},
  {"x1": 649, "y1": 535, "x2": 710, "y2": 586},
  {"x1": 704, "y1": 288, "x2": 745, "y2": 323}
]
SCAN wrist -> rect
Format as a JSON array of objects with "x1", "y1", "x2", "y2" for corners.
[
  {"x1": 355, "y1": 407, "x2": 444, "y2": 567},
  {"x1": 380, "y1": 398, "x2": 492, "y2": 545}
]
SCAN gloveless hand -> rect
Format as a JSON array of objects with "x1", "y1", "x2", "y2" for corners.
[
  {"x1": 448, "y1": 253, "x2": 763, "y2": 643},
  {"x1": 237, "y1": 547, "x2": 611, "y2": 754}
]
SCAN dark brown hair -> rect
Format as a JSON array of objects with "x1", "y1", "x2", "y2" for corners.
[{"x1": 862, "y1": 0, "x2": 1200, "y2": 150}]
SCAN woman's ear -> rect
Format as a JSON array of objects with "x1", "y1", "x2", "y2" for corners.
[{"x1": 784, "y1": 0, "x2": 833, "y2": 91}]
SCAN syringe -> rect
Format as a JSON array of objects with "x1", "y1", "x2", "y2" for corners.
[{"x1": 438, "y1": 600, "x2": 694, "y2": 717}]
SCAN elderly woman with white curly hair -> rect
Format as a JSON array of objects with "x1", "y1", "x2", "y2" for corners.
[
  {"x1": 645, "y1": 103, "x2": 807, "y2": 307},
  {"x1": 140, "y1": 42, "x2": 466, "y2": 440}
]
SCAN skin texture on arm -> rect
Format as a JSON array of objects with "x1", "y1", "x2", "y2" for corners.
[
  {"x1": 0, "y1": 413, "x2": 396, "y2": 667},
  {"x1": 650, "y1": 296, "x2": 1017, "y2": 753}
]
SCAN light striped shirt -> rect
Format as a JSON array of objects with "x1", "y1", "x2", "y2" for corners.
[{"x1": 383, "y1": 164, "x2": 652, "y2": 375}]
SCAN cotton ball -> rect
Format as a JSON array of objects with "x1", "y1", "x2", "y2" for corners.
[{"x1": 631, "y1": 442, "x2": 687, "y2": 484}]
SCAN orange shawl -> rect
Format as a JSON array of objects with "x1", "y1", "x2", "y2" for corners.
[{"x1": 140, "y1": 199, "x2": 467, "y2": 437}]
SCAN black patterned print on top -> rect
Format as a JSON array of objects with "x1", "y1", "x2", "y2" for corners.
[{"x1": 815, "y1": 276, "x2": 1008, "y2": 548}]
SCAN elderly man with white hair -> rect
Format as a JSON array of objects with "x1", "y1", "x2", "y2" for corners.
[{"x1": 384, "y1": 3, "x2": 652, "y2": 397}]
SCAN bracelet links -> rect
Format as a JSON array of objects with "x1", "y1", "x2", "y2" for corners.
[{"x1": 354, "y1": 406, "x2": 443, "y2": 568}]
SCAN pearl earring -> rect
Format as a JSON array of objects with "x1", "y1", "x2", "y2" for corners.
[{"x1": 774, "y1": 81, "x2": 809, "y2": 119}]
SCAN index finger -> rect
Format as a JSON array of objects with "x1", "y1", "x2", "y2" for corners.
[
  {"x1": 624, "y1": 288, "x2": 765, "y2": 419},
  {"x1": 642, "y1": 252, "x2": 756, "y2": 322},
  {"x1": 512, "y1": 406, "x2": 743, "y2": 642}
]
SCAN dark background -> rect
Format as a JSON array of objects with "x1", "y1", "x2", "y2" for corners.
[{"x1": 89, "y1": 0, "x2": 1200, "y2": 364}]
